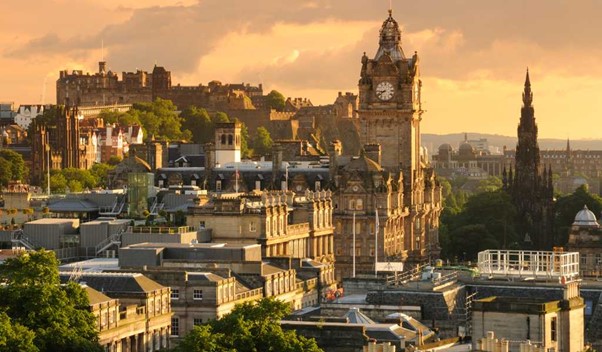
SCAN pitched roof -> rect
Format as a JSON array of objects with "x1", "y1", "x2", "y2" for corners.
[{"x1": 60, "y1": 272, "x2": 165, "y2": 295}]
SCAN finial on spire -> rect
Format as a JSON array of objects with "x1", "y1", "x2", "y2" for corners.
[
  {"x1": 525, "y1": 67, "x2": 531, "y2": 87},
  {"x1": 389, "y1": 0, "x2": 393, "y2": 16}
]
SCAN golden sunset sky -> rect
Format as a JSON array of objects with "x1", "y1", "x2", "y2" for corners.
[{"x1": 1, "y1": 0, "x2": 601, "y2": 139}]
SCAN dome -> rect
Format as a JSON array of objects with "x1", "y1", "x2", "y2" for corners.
[
  {"x1": 439, "y1": 143, "x2": 452, "y2": 151},
  {"x1": 374, "y1": 10, "x2": 405, "y2": 61},
  {"x1": 458, "y1": 142, "x2": 475, "y2": 157},
  {"x1": 573, "y1": 205, "x2": 599, "y2": 227}
]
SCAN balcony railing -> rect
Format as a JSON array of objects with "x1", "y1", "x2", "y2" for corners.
[{"x1": 126, "y1": 226, "x2": 195, "y2": 234}]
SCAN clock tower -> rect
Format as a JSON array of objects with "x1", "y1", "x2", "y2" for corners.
[
  {"x1": 357, "y1": 10, "x2": 441, "y2": 264},
  {"x1": 359, "y1": 9, "x2": 422, "y2": 179}
]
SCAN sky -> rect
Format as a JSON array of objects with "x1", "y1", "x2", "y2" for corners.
[{"x1": 1, "y1": 0, "x2": 601, "y2": 139}]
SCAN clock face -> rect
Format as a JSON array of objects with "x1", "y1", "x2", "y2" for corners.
[{"x1": 376, "y1": 81, "x2": 395, "y2": 101}]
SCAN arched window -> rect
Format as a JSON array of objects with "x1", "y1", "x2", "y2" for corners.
[
  {"x1": 228, "y1": 134, "x2": 233, "y2": 145},
  {"x1": 221, "y1": 134, "x2": 226, "y2": 145}
]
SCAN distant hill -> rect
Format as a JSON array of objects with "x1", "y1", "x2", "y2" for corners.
[{"x1": 422, "y1": 133, "x2": 602, "y2": 154}]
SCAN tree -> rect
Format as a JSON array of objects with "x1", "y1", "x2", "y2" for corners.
[
  {"x1": 175, "y1": 298, "x2": 322, "y2": 352},
  {"x1": 441, "y1": 190, "x2": 518, "y2": 261},
  {"x1": 253, "y1": 127, "x2": 273, "y2": 156},
  {"x1": 212, "y1": 111, "x2": 230, "y2": 124},
  {"x1": 181, "y1": 106, "x2": 213, "y2": 144},
  {"x1": 0, "y1": 149, "x2": 26, "y2": 182},
  {"x1": 476, "y1": 176, "x2": 503, "y2": 193},
  {"x1": 90, "y1": 163, "x2": 115, "y2": 188},
  {"x1": 131, "y1": 98, "x2": 191, "y2": 141},
  {"x1": 107, "y1": 155, "x2": 122, "y2": 166},
  {"x1": 0, "y1": 311, "x2": 37, "y2": 352},
  {"x1": 0, "y1": 157, "x2": 12, "y2": 188},
  {"x1": 266, "y1": 90, "x2": 286, "y2": 111},
  {"x1": 0, "y1": 250, "x2": 102, "y2": 352}
]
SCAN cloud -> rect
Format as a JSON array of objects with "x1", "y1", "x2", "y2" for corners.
[{"x1": 3, "y1": 0, "x2": 602, "y2": 138}]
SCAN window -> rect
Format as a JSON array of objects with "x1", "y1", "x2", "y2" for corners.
[
  {"x1": 199, "y1": 221, "x2": 205, "y2": 229},
  {"x1": 315, "y1": 181, "x2": 321, "y2": 191},
  {"x1": 249, "y1": 222, "x2": 257, "y2": 232},
  {"x1": 551, "y1": 317, "x2": 557, "y2": 341},
  {"x1": 216, "y1": 180, "x2": 222, "y2": 191},
  {"x1": 193, "y1": 289, "x2": 203, "y2": 301},
  {"x1": 356, "y1": 199, "x2": 363, "y2": 210},
  {"x1": 171, "y1": 289, "x2": 179, "y2": 300},
  {"x1": 171, "y1": 317, "x2": 179, "y2": 336},
  {"x1": 193, "y1": 318, "x2": 203, "y2": 326},
  {"x1": 255, "y1": 180, "x2": 261, "y2": 191}
]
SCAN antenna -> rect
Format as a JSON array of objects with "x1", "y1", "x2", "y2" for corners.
[{"x1": 101, "y1": 39, "x2": 104, "y2": 61}]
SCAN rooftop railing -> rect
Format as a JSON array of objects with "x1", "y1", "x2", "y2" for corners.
[{"x1": 477, "y1": 249, "x2": 580, "y2": 281}]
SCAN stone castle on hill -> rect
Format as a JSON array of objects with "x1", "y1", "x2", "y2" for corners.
[{"x1": 56, "y1": 62, "x2": 362, "y2": 154}]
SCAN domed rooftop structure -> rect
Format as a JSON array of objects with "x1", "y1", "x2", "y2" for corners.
[
  {"x1": 458, "y1": 142, "x2": 475, "y2": 157},
  {"x1": 573, "y1": 205, "x2": 599, "y2": 227},
  {"x1": 374, "y1": 10, "x2": 405, "y2": 61},
  {"x1": 438, "y1": 143, "x2": 453, "y2": 152}
]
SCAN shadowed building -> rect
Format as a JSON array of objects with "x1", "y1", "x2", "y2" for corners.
[{"x1": 503, "y1": 71, "x2": 555, "y2": 249}]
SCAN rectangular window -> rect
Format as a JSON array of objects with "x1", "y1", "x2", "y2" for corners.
[
  {"x1": 171, "y1": 289, "x2": 179, "y2": 300},
  {"x1": 199, "y1": 221, "x2": 205, "y2": 229},
  {"x1": 356, "y1": 199, "x2": 363, "y2": 210},
  {"x1": 255, "y1": 180, "x2": 261, "y2": 191},
  {"x1": 249, "y1": 222, "x2": 257, "y2": 232},
  {"x1": 216, "y1": 180, "x2": 222, "y2": 191},
  {"x1": 193, "y1": 318, "x2": 203, "y2": 326},
  {"x1": 193, "y1": 289, "x2": 203, "y2": 301},
  {"x1": 171, "y1": 317, "x2": 179, "y2": 336},
  {"x1": 551, "y1": 317, "x2": 557, "y2": 341}
]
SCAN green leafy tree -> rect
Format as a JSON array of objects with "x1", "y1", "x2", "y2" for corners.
[
  {"x1": 0, "y1": 149, "x2": 26, "y2": 182},
  {"x1": 476, "y1": 176, "x2": 503, "y2": 193},
  {"x1": 62, "y1": 168, "x2": 97, "y2": 190},
  {"x1": 441, "y1": 190, "x2": 518, "y2": 261},
  {"x1": 212, "y1": 111, "x2": 230, "y2": 124},
  {"x1": 0, "y1": 157, "x2": 12, "y2": 188},
  {"x1": 175, "y1": 298, "x2": 322, "y2": 352},
  {"x1": 90, "y1": 163, "x2": 115, "y2": 188},
  {"x1": 0, "y1": 250, "x2": 102, "y2": 352},
  {"x1": 131, "y1": 98, "x2": 191, "y2": 141},
  {"x1": 181, "y1": 106, "x2": 213, "y2": 144},
  {"x1": 107, "y1": 155, "x2": 122, "y2": 166},
  {"x1": 266, "y1": 90, "x2": 286, "y2": 111},
  {"x1": 48, "y1": 171, "x2": 68, "y2": 194},
  {"x1": 253, "y1": 127, "x2": 273, "y2": 156},
  {"x1": 554, "y1": 185, "x2": 602, "y2": 245},
  {"x1": 0, "y1": 311, "x2": 37, "y2": 352}
]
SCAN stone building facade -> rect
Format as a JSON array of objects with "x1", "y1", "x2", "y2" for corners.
[
  {"x1": 566, "y1": 205, "x2": 602, "y2": 277},
  {"x1": 60, "y1": 272, "x2": 173, "y2": 352},
  {"x1": 30, "y1": 106, "x2": 97, "y2": 185}
]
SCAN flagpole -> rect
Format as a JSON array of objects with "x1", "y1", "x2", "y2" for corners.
[
  {"x1": 352, "y1": 211, "x2": 356, "y2": 278},
  {"x1": 375, "y1": 207, "x2": 379, "y2": 277}
]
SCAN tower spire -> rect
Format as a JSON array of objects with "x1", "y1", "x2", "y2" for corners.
[{"x1": 523, "y1": 68, "x2": 533, "y2": 107}]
